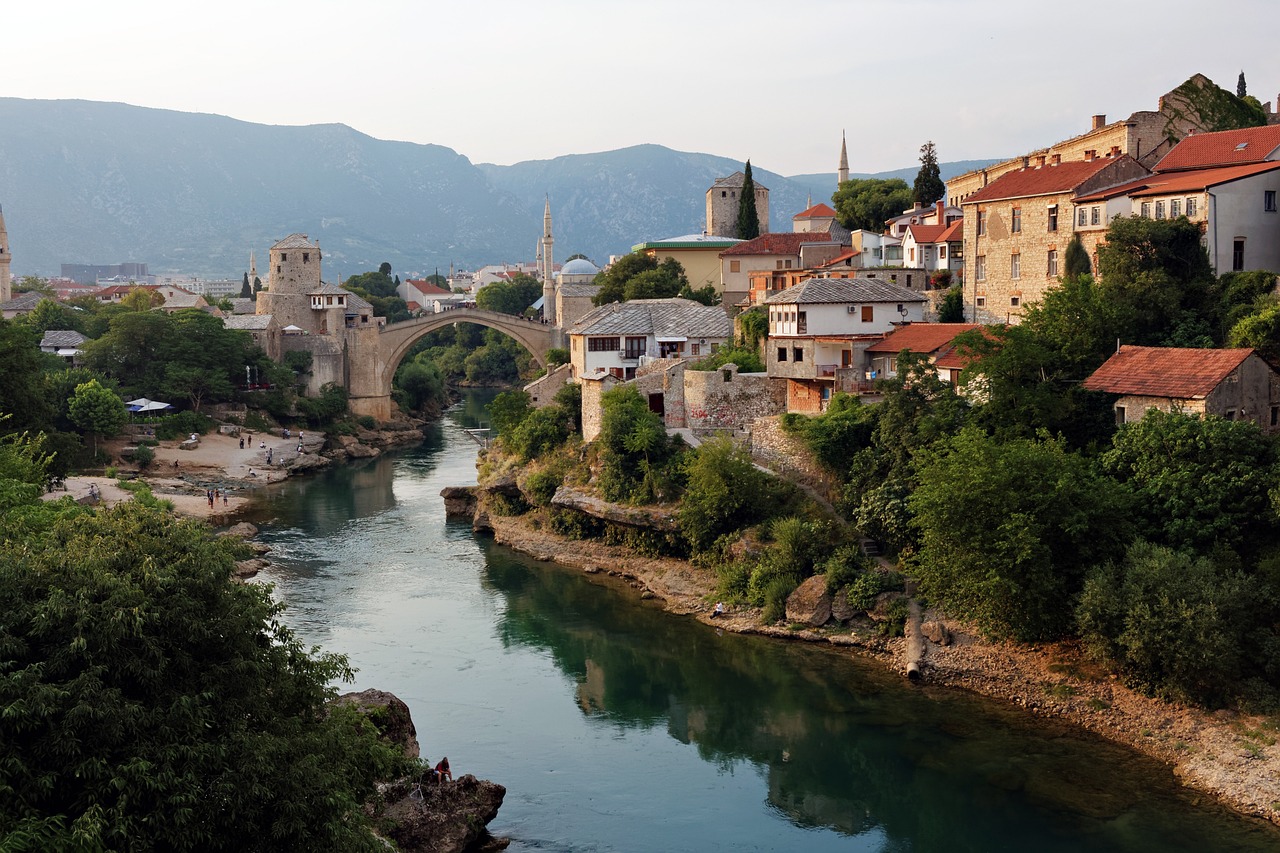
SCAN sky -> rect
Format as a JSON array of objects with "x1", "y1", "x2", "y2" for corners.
[{"x1": 5, "y1": 0, "x2": 1279, "y2": 177}]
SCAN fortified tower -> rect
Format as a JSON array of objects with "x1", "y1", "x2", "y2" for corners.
[
  {"x1": 256, "y1": 234, "x2": 323, "y2": 332},
  {"x1": 705, "y1": 173, "x2": 769, "y2": 238},
  {"x1": 540, "y1": 197, "x2": 556, "y2": 324},
  {"x1": 0, "y1": 204, "x2": 11, "y2": 303}
]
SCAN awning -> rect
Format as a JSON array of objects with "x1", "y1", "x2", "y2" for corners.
[{"x1": 655, "y1": 336, "x2": 688, "y2": 343}]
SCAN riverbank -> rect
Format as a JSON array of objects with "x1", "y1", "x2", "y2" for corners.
[{"x1": 480, "y1": 507, "x2": 1280, "y2": 829}]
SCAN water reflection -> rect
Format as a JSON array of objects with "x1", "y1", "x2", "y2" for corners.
[{"x1": 480, "y1": 544, "x2": 1280, "y2": 853}]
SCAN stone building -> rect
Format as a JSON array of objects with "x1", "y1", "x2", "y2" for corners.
[
  {"x1": 706, "y1": 172, "x2": 769, "y2": 239},
  {"x1": 0, "y1": 203, "x2": 10, "y2": 302},
  {"x1": 567, "y1": 297, "x2": 732, "y2": 380},
  {"x1": 256, "y1": 234, "x2": 324, "y2": 333}
]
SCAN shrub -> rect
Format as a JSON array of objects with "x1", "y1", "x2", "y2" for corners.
[
  {"x1": 156, "y1": 410, "x2": 214, "y2": 441},
  {"x1": 525, "y1": 467, "x2": 565, "y2": 508},
  {"x1": 358, "y1": 415, "x2": 377, "y2": 430},
  {"x1": 822, "y1": 546, "x2": 868, "y2": 593},
  {"x1": 846, "y1": 570, "x2": 902, "y2": 611},
  {"x1": 130, "y1": 444, "x2": 155, "y2": 469},
  {"x1": 243, "y1": 411, "x2": 273, "y2": 432},
  {"x1": 507, "y1": 407, "x2": 570, "y2": 462},
  {"x1": 715, "y1": 560, "x2": 753, "y2": 602},
  {"x1": 548, "y1": 508, "x2": 604, "y2": 539},
  {"x1": 678, "y1": 437, "x2": 770, "y2": 552},
  {"x1": 760, "y1": 575, "x2": 797, "y2": 623}
]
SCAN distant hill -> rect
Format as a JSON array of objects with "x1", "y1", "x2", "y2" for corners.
[
  {"x1": 785, "y1": 159, "x2": 1005, "y2": 204},
  {"x1": 0, "y1": 98, "x2": 997, "y2": 277}
]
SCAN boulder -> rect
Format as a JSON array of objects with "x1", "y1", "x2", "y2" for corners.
[
  {"x1": 829, "y1": 586, "x2": 858, "y2": 623},
  {"x1": 346, "y1": 443, "x2": 381, "y2": 459},
  {"x1": 440, "y1": 486, "x2": 478, "y2": 518},
  {"x1": 922, "y1": 620, "x2": 952, "y2": 646},
  {"x1": 473, "y1": 509, "x2": 493, "y2": 533},
  {"x1": 785, "y1": 575, "x2": 832, "y2": 626},
  {"x1": 550, "y1": 485, "x2": 679, "y2": 533},
  {"x1": 869, "y1": 591, "x2": 906, "y2": 622},
  {"x1": 222, "y1": 521, "x2": 259, "y2": 539},
  {"x1": 380, "y1": 775, "x2": 507, "y2": 853},
  {"x1": 286, "y1": 452, "x2": 331, "y2": 473},
  {"x1": 179, "y1": 439, "x2": 199, "y2": 451},
  {"x1": 233, "y1": 558, "x2": 269, "y2": 578},
  {"x1": 335, "y1": 689, "x2": 420, "y2": 758}
]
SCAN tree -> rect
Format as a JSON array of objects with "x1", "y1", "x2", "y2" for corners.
[
  {"x1": 378, "y1": 261, "x2": 392, "y2": 277},
  {"x1": 476, "y1": 272, "x2": 542, "y2": 315},
  {"x1": 0, "y1": 320, "x2": 55, "y2": 435},
  {"x1": 736, "y1": 160, "x2": 760, "y2": 240},
  {"x1": 240, "y1": 272, "x2": 251, "y2": 298},
  {"x1": 253, "y1": 276, "x2": 262, "y2": 300},
  {"x1": 937, "y1": 285, "x2": 965, "y2": 322},
  {"x1": 67, "y1": 379, "x2": 126, "y2": 454},
  {"x1": 909, "y1": 427, "x2": 1131, "y2": 641},
  {"x1": 1238, "y1": 70, "x2": 1247, "y2": 98},
  {"x1": 832, "y1": 178, "x2": 913, "y2": 232},
  {"x1": 597, "y1": 385, "x2": 683, "y2": 503},
  {"x1": 592, "y1": 255, "x2": 688, "y2": 306},
  {"x1": 488, "y1": 390, "x2": 532, "y2": 436},
  {"x1": 679, "y1": 438, "x2": 771, "y2": 552},
  {"x1": 1101, "y1": 409, "x2": 1278, "y2": 553},
  {"x1": 1228, "y1": 301, "x2": 1280, "y2": 363},
  {"x1": 912, "y1": 141, "x2": 945, "y2": 205},
  {"x1": 164, "y1": 365, "x2": 234, "y2": 413},
  {"x1": 1063, "y1": 233, "x2": 1091, "y2": 278},
  {"x1": 14, "y1": 275, "x2": 53, "y2": 296},
  {"x1": 0, "y1": 498, "x2": 405, "y2": 851}
]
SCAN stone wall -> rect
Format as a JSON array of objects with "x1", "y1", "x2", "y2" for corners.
[
  {"x1": 524, "y1": 363, "x2": 573, "y2": 408},
  {"x1": 281, "y1": 334, "x2": 345, "y2": 398},
  {"x1": 580, "y1": 374, "x2": 620, "y2": 442},
  {"x1": 749, "y1": 415, "x2": 839, "y2": 498},
  {"x1": 632, "y1": 359, "x2": 686, "y2": 428},
  {"x1": 684, "y1": 367, "x2": 786, "y2": 433}
]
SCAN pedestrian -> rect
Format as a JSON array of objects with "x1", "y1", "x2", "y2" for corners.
[
  {"x1": 223, "y1": 491, "x2": 229, "y2": 506},
  {"x1": 259, "y1": 440, "x2": 266, "y2": 449},
  {"x1": 297, "y1": 443, "x2": 303, "y2": 453},
  {"x1": 207, "y1": 490, "x2": 214, "y2": 508},
  {"x1": 239, "y1": 437, "x2": 244, "y2": 450}
]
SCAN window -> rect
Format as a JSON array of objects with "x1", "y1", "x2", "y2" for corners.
[
  {"x1": 777, "y1": 347, "x2": 787, "y2": 362},
  {"x1": 1267, "y1": 191, "x2": 1278, "y2": 212},
  {"x1": 1155, "y1": 201, "x2": 1165, "y2": 219},
  {"x1": 1090, "y1": 206, "x2": 1100, "y2": 226},
  {"x1": 909, "y1": 248, "x2": 916, "y2": 263},
  {"x1": 977, "y1": 210, "x2": 986, "y2": 236},
  {"x1": 1115, "y1": 406, "x2": 1126, "y2": 426},
  {"x1": 1077, "y1": 207, "x2": 1087, "y2": 227},
  {"x1": 729, "y1": 260, "x2": 741, "y2": 272},
  {"x1": 976, "y1": 296, "x2": 987, "y2": 307},
  {"x1": 1140, "y1": 202, "x2": 1151, "y2": 218},
  {"x1": 1170, "y1": 199, "x2": 1181, "y2": 217},
  {"x1": 1011, "y1": 207, "x2": 1022, "y2": 233},
  {"x1": 975, "y1": 255, "x2": 987, "y2": 281},
  {"x1": 588, "y1": 337, "x2": 621, "y2": 352},
  {"x1": 1186, "y1": 197, "x2": 1197, "y2": 217},
  {"x1": 1272, "y1": 406, "x2": 1279, "y2": 427},
  {"x1": 860, "y1": 305, "x2": 874, "y2": 323},
  {"x1": 797, "y1": 311, "x2": 807, "y2": 334},
  {"x1": 1047, "y1": 205, "x2": 1059, "y2": 232},
  {"x1": 1047, "y1": 249, "x2": 1058, "y2": 277},
  {"x1": 1226, "y1": 409, "x2": 1237, "y2": 421},
  {"x1": 940, "y1": 245, "x2": 948, "y2": 258},
  {"x1": 784, "y1": 260, "x2": 793, "y2": 269},
  {"x1": 303, "y1": 252, "x2": 309, "y2": 263},
  {"x1": 1010, "y1": 253, "x2": 1021, "y2": 279},
  {"x1": 281, "y1": 253, "x2": 288, "y2": 261},
  {"x1": 776, "y1": 260, "x2": 784, "y2": 270},
  {"x1": 793, "y1": 347, "x2": 803, "y2": 362},
  {"x1": 1010, "y1": 295, "x2": 1021, "y2": 307},
  {"x1": 1234, "y1": 238, "x2": 1246, "y2": 272},
  {"x1": 624, "y1": 336, "x2": 646, "y2": 358},
  {"x1": 691, "y1": 343, "x2": 701, "y2": 356}
]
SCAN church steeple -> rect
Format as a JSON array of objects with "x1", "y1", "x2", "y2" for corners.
[
  {"x1": 541, "y1": 196, "x2": 556, "y2": 324},
  {"x1": 0, "y1": 204, "x2": 11, "y2": 303},
  {"x1": 838, "y1": 131, "x2": 849, "y2": 185}
]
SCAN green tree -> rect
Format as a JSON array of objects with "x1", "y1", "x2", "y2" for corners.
[
  {"x1": 937, "y1": 285, "x2": 965, "y2": 322},
  {"x1": 1238, "y1": 70, "x2": 1247, "y2": 98},
  {"x1": 253, "y1": 276, "x2": 262, "y2": 299},
  {"x1": 1101, "y1": 409, "x2": 1278, "y2": 553},
  {"x1": 546, "y1": 347, "x2": 569, "y2": 367},
  {"x1": 0, "y1": 498, "x2": 405, "y2": 851},
  {"x1": 1064, "y1": 233, "x2": 1092, "y2": 278},
  {"x1": 912, "y1": 141, "x2": 945, "y2": 205},
  {"x1": 1228, "y1": 300, "x2": 1280, "y2": 362},
  {"x1": 0, "y1": 319, "x2": 55, "y2": 434},
  {"x1": 597, "y1": 385, "x2": 683, "y2": 503},
  {"x1": 476, "y1": 272, "x2": 542, "y2": 315},
  {"x1": 736, "y1": 307, "x2": 768, "y2": 349},
  {"x1": 737, "y1": 160, "x2": 761, "y2": 240},
  {"x1": 20, "y1": 298, "x2": 84, "y2": 336},
  {"x1": 378, "y1": 261, "x2": 392, "y2": 277},
  {"x1": 678, "y1": 437, "x2": 770, "y2": 552},
  {"x1": 1077, "y1": 541, "x2": 1256, "y2": 706},
  {"x1": 393, "y1": 359, "x2": 446, "y2": 414},
  {"x1": 593, "y1": 255, "x2": 688, "y2": 306},
  {"x1": 240, "y1": 272, "x2": 251, "y2": 298},
  {"x1": 687, "y1": 345, "x2": 764, "y2": 373},
  {"x1": 67, "y1": 379, "x2": 126, "y2": 454},
  {"x1": 832, "y1": 178, "x2": 913, "y2": 232},
  {"x1": 909, "y1": 428, "x2": 1131, "y2": 641},
  {"x1": 489, "y1": 390, "x2": 533, "y2": 436},
  {"x1": 164, "y1": 364, "x2": 234, "y2": 413},
  {"x1": 506, "y1": 405, "x2": 571, "y2": 462}
]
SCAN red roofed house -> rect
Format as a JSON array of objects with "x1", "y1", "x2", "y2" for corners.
[
  {"x1": 720, "y1": 232, "x2": 849, "y2": 307},
  {"x1": 1081, "y1": 345, "x2": 1280, "y2": 431},
  {"x1": 792, "y1": 202, "x2": 840, "y2": 234},
  {"x1": 960, "y1": 153, "x2": 1149, "y2": 324},
  {"x1": 1073, "y1": 125, "x2": 1280, "y2": 276},
  {"x1": 864, "y1": 322, "x2": 981, "y2": 384},
  {"x1": 901, "y1": 219, "x2": 964, "y2": 282}
]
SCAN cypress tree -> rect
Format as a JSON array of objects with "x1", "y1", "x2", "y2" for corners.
[
  {"x1": 240, "y1": 272, "x2": 251, "y2": 298},
  {"x1": 913, "y1": 141, "x2": 945, "y2": 205},
  {"x1": 737, "y1": 160, "x2": 761, "y2": 240},
  {"x1": 1064, "y1": 233, "x2": 1091, "y2": 278},
  {"x1": 1237, "y1": 71, "x2": 1247, "y2": 98}
]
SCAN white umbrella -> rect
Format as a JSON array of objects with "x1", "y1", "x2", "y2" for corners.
[{"x1": 139, "y1": 400, "x2": 172, "y2": 412}]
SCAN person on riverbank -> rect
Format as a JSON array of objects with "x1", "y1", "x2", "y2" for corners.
[
  {"x1": 712, "y1": 602, "x2": 725, "y2": 618},
  {"x1": 435, "y1": 757, "x2": 452, "y2": 783}
]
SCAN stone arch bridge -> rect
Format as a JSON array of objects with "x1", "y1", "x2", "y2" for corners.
[{"x1": 346, "y1": 307, "x2": 558, "y2": 420}]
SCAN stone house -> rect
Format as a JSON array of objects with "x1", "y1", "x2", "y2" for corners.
[
  {"x1": 39, "y1": 330, "x2": 86, "y2": 361},
  {"x1": 764, "y1": 277, "x2": 926, "y2": 412},
  {"x1": 885, "y1": 201, "x2": 963, "y2": 237},
  {"x1": 864, "y1": 322, "x2": 981, "y2": 382},
  {"x1": 721, "y1": 232, "x2": 848, "y2": 308},
  {"x1": 223, "y1": 314, "x2": 282, "y2": 362},
  {"x1": 566, "y1": 298, "x2": 732, "y2": 380},
  {"x1": 0, "y1": 290, "x2": 45, "y2": 320},
  {"x1": 1082, "y1": 345, "x2": 1280, "y2": 431},
  {"x1": 961, "y1": 154, "x2": 1149, "y2": 324},
  {"x1": 900, "y1": 220, "x2": 964, "y2": 281}
]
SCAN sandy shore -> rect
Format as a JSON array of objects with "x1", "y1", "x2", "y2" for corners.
[{"x1": 46, "y1": 429, "x2": 325, "y2": 521}]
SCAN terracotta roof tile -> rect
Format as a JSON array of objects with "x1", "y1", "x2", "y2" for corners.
[
  {"x1": 904, "y1": 224, "x2": 949, "y2": 244},
  {"x1": 1154, "y1": 125, "x2": 1280, "y2": 172},
  {"x1": 1074, "y1": 162, "x2": 1280, "y2": 202},
  {"x1": 720, "y1": 232, "x2": 842, "y2": 257},
  {"x1": 815, "y1": 249, "x2": 860, "y2": 268},
  {"x1": 866, "y1": 323, "x2": 982, "y2": 354},
  {"x1": 405, "y1": 278, "x2": 454, "y2": 296},
  {"x1": 962, "y1": 159, "x2": 1121, "y2": 204},
  {"x1": 936, "y1": 220, "x2": 964, "y2": 242},
  {"x1": 792, "y1": 202, "x2": 837, "y2": 219},
  {"x1": 1081, "y1": 345, "x2": 1256, "y2": 398}
]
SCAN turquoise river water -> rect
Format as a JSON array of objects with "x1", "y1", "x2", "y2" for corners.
[{"x1": 245, "y1": 393, "x2": 1280, "y2": 852}]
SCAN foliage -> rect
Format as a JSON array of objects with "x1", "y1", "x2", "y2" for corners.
[
  {"x1": 1064, "y1": 233, "x2": 1091, "y2": 278},
  {"x1": 781, "y1": 392, "x2": 876, "y2": 474},
  {"x1": 686, "y1": 345, "x2": 764, "y2": 373},
  {"x1": 344, "y1": 269, "x2": 409, "y2": 322},
  {"x1": 937, "y1": 285, "x2": 965, "y2": 322},
  {"x1": 678, "y1": 437, "x2": 771, "y2": 552},
  {"x1": 1228, "y1": 300, "x2": 1280, "y2": 363},
  {"x1": 736, "y1": 160, "x2": 761, "y2": 241},
  {"x1": 0, "y1": 500, "x2": 405, "y2": 851},
  {"x1": 677, "y1": 283, "x2": 720, "y2": 306},
  {"x1": 240, "y1": 272, "x2": 252, "y2": 298},
  {"x1": 18, "y1": 298, "x2": 84, "y2": 335},
  {"x1": 155, "y1": 410, "x2": 215, "y2": 441},
  {"x1": 0, "y1": 319, "x2": 54, "y2": 434},
  {"x1": 1165, "y1": 75, "x2": 1267, "y2": 133},
  {"x1": 393, "y1": 358, "x2": 447, "y2": 414},
  {"x1": 1238, "y1": 70, "x2": 1247, "y2": 98},
  {"x1": 296, "y1": 383, "x2": 349, "y2": 427},
  {"x1": 476, "y1": 272, "x2": 542, "y2": 316},
  {"x1": 1101, "y1": 409, "x2": 1279, "y2": 554},
  {"x1": 912, "y1": 141, "x2": 945, "y2": 205},
  {"x1": 593, "y1": 254, "x2": 689, "y2": 306},
  {"x1": 746, "y1": 517, "x2": 833, "y2": 619},
  {"x1": 546, "y1": 347, "x2": 570, "y2": 367},
  {"x1": 552, "y1": 382, "x2": 583, "y2": 435},
  {"x1": 832, "y1": 178, "x2": 913, "y2": 232},
  {"x1": 596, "y1": 385, "x2": 684, "y2": 503},
  {"x1": 909, "y1": 428, "x2": 1132, "y2": 641},
  {"x1": 736, "y1": 307, "x2": 768, "y2": 350},
  {"x1": 489, "y1": 390, "x2": 532, "y2": 436},
  {"x1": 130, "y1": 442, "x2": 155, "y2": 468},
  {"x1": 67, "y1": 379, "x2": 126, "y2": 454},
  {"x1": 507, "y1": 406, "x2": 572, "y2": 462},
  {"x1": 1077, "y1": 541, "x2": 1257, "y2": 706}
]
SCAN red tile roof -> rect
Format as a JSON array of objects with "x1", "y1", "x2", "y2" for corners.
[
  {"x1": 1075, "y1": 162, "x2": 1280, "y2": 202},
  {"x1": 867, "y1": 323, "x2": 982, "y2": 354},
  {"x1": 903, "y1": 224, "x2": 951, "y2": 244},
  {"x1": 720, "y1": 232, "x2": 842, "y2": 257},
  {"x1": 792, "y1": 202, "x2": 837, "y2": 220},
  {"x1": 814, "y1": 249, "x2": 860, "y2": 268},
  {"x1": 1081, "y1": 345, "x2": 1256, "y2": 398},
  {"x1": 962, "y1": 159, "x2": 1121, "y2": 204},
  {"x1": 937, "y1": 220, "x2": 963, "y2": 242},
  {"x1": 406, "y1": 278, "x2": 453, "y2": 296},
  {"x1": 1154, "y1": 125, "x2": 1280, "y2": 172}
]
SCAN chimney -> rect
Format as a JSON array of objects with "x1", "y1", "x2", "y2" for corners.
[
  {"x1": 935, "y1": 200, "x2": 944, "y2": 222},
  {"x1": 1021, "y1": 156, "x2": 1030, "y2": 168},
  {"x1": 1050, "y1": 153, "x2": 1061, "y2": 166},
  {"x1": 1036, "y1": 155, "x2": 1046, "y2": 168},
  {"x1": 1110, "y1": 145, "x2": 1121, "y2": 157},
  {"x1": 1092, "y1": 114, "x2": 1107, "y2": 130},
  {"x1": 1084, "y1": 150, "x2": 1096, "y2": 162},
  {"x1": 912, "y1": 201, "x2": 923, "y2": 211}
]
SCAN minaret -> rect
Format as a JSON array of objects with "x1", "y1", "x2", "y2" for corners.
[
  {"x1": 249, "y1": 250, "x2": 257, "y2": 284},
  {"x1": 541, "y1": 196, "x2": 556, "y2": 324},
  {"x1": 838, "y1": 131, "x2": 849, "y2": 185},
  {"x1": 0, "y1": 204, "x2": 11, "y2": 303}
]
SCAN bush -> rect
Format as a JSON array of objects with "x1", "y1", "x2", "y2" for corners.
[
  {"x1": 546, "y1": 347, "x2": 570, "y2": 367},
  {"x1": 243, "y1": 410, "x2": 273, "y2": 433},
  {"x1": 155, "y1": 410, "x2": 214, "y2": 441},
  {"x1": 548, "y1": 508, "x2": 604, "y2": 540},
  {"x1": 715, "y1": 560, "x2": 753, "y2": 602},
  {"x1": 678, "y1": 438, "x2": 770, "y2": 552},
  {"x1": 525, "y1": 466, "x2": 565, "y2": 508},
  {"x1": 845, "y1": 570, "x2": 902, "y2": 611},
  {"x1": 822, "y1": 546, "x2": 868, "y2": 593},
  {"x1": 759, "y1": 575, "x2": 797, "y2": 623},
  {"x1": 130, "y1": 444, "x2": 155, "y2": 469},
  {"x1": 507, "y1": 406, "x2": 570, "y2": 462},
  {"x1": 358, "y1": 415, "x2": 377, "y2": 430}
]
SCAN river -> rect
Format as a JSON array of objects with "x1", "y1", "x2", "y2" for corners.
[{"x1": 246, "y1": 392, "x2": 1280, "y2": 852}]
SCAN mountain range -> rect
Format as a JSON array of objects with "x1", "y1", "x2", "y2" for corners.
[{"x1": 0, "y1": 98, "x2": 998, "y2": 278}]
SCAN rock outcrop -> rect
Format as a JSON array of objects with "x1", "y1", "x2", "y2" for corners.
[
  {"x1": 441, "y1": 486, "x2": 478, "y2": 518},
  {"x1": 336, "y1": 689, "x2": 420, "y2": 759},
  {"x1": 785, "y1": 575, "x2": 832, "y2": 626},
  {"x1": 550, "y1": 485, "x2": 680, "y2": 533}
]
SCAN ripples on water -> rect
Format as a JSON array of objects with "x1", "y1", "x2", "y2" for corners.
[{"x1": 245, "y1": 395, "x2": 1280, "y2": 853}]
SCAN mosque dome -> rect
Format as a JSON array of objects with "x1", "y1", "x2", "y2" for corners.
[{"x1": 561, "y1": 258, "x2": 600, "y2": 276}]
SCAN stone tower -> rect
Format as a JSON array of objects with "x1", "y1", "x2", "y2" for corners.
[
  {"x1": 705, "y1": 173, "x2": 769, "y2": 238},
  {"x1": 256, "y1": 233, "x2": 324, "y2": 332},
  {"x1": 540, "y1": 197, "x2": 556, "y2": 324},
  {"x1": 838, "y1": 131, "x2": 849, "y2": 185},
  {"x1": 0, "y1": 204, "x2": 11, "y2": 303}
]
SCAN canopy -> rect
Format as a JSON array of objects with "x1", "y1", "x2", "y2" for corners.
[{"x1": 126, "y1": 398, "x2": 172, "y2": 413}]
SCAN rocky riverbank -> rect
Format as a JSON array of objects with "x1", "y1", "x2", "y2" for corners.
[{"x1": 450, "y1": 485, "x2": 1280, "y2": 830}]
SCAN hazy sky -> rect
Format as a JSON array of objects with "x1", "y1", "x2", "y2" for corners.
[{"x1": 6, "y1": 1, "x2": 1278, "y2": 176}]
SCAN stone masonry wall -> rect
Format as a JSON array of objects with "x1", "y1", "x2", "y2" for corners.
[
  {"x1": 524, "y1": 363, "x2": 572, "y2": 408},
  {"x1": 580, "y1": 375, "x2": 618, "y2": 443},
  {"x1": 749, "y1": 415, "x2": 840, "y2": 499},
  {"x1": 683, "y1": 368, "x2": 786, "y2": 433}
]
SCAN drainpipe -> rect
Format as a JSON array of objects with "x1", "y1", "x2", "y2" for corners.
[{"x1": 1206, "y1": 190, "x2": 1218, "y2": 274}]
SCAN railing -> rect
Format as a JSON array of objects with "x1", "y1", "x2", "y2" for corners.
[{"x1": 817, "y1": 363, "x2": 839, "y2": 378}]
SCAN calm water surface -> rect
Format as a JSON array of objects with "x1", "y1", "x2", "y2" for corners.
[{"x1": 246, "y1": 393, "x2": 1280, "y2": 852}]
